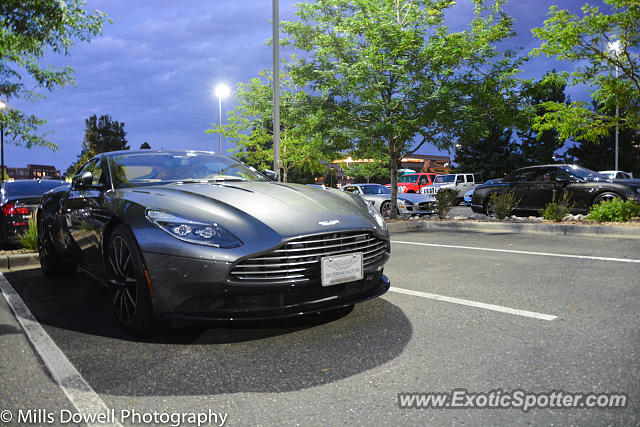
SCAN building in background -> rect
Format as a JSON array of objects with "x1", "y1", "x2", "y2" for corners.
[
  {"x1": 7, "y1": 164, "x2": 61, "y2": 180},
  {"x1": 321, "y1": 154, "x2": 451, "y2": 187}
]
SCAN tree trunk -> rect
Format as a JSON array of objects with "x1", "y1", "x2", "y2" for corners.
[{"x1": 389, "y1": 139, "x2": 398, "y2": 220}]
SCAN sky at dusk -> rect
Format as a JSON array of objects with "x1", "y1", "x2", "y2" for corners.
[{"x1": 5, "y1": 0, "x2": 600, "y2": 173}]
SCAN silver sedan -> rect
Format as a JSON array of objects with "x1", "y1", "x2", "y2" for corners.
[{"x1": 341, "y1": 183, "x2": 436, "y2": 217}]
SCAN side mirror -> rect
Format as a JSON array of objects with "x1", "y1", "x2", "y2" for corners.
[
  {"x1": 72, "y1": 171, "x2": 93, "y2": 189},
  {"x1": 263, "y1": 169, "x2": 277, "y2": 181}
]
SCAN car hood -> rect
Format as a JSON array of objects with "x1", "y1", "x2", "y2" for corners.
[{"x1": 122, "y1": 181, "x2": 382, "y2": 238}]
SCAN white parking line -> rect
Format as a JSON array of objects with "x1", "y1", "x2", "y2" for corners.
[
  {"x1": 391, "y1": 240, "x2": 640, "y2": 263},
  {"x1": 389, "y1": 287, "x2": 558, "y2": 321},
  {"x1": 0, "y1": 274, "x2": 122, "y2": 427}
]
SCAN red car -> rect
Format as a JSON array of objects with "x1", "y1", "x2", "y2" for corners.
[{"x1": 386, "y1": 173, "x2": 438, "y2": 193}]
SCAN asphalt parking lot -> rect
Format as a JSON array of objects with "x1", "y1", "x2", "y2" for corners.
[{"x1": 1, "y1": 229, "x2": 639, "y2": 426}]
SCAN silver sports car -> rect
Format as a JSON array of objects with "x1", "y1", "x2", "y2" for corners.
[
  {"x1": 341, "y1": 183, "x2": 436, "y2": 217},
  {"x1": 38, "y1": 150, "x2": 391, "y2": 334}
]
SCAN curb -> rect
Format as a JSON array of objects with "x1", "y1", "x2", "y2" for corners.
[
  {"x1": 387, "y1": 220, "x2": 640, "y2": 239},
  {"x1": 0, "y1": 253, "x2": 40, "y2": 271}
]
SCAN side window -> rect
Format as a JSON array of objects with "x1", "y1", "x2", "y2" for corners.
[
  {"x1": 534, "y1": 168, "x2": 555, "y2": 182},
  {"x1": 419, "y1": 176, "x2": 428, "y2": 185},
  {"x1": 511, "y1": 170, "x2": 537, "y2": 182},
  {"x1": 465, "y1": 174, "x2": 474, "y2": 183},
  {"x1": 344, "y1": 186, "x2": 357, "y2": 193},
  {"x1": 456, "y1": 175, "x2": 464, "y2": 184}
]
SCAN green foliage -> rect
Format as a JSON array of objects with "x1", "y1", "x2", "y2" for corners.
[
  {"x1": 587, "y1": 198, "x2": 640, "y2": 222},
  {"x1": 345, "y1": 160, "x2": 389, "y2": 184},
  {"x1": 18, "y1": 214, "x2": 38, "y2": 251},
  {"x1": 0, "y1": 0, "x2": 108, "y2": 150},
  {"x1": 454, "y1": 70, "x2": 569, "y2": 178},
  {"x1": 207, "y1": 69, "x2": 330, "y2": 183},
  {"x1": 563, "y1": 101, "x2": 640, "y2": 176},
  {"x1": 281, "y1": 0, "x2": 516, "y2": 216},
  {"x1": 489, "y1": 191, "x2": 520, "y2": 220},
  {"x1": 434, "y1": 189, "x2": 459, "y2": 219},
  {"x1": 139, "y1": 142, "x2": 151, "y2": 149},
  {"x1": 540, "y1": 190, "x2": 574, "y2": 222},
  {"x1": 531, "y1": 0, "x2": 640, "y2": 144},
  {"x1": 65, "y1": 114, "x2": 129, "y2": 176}
]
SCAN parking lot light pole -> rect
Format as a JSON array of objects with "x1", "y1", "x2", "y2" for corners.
[
  {"x1": 214, "y1": 84, "x2": 230, "y2": 154},
  {"x1": 608, "y1": 40, "x2": 621, "y2": 171},
  {"x1": 273, "y1": 0, "x2": 281, "y2": 182},
  {"x1": 0, "y1": 100, "x2": 6, "y2": 185}
]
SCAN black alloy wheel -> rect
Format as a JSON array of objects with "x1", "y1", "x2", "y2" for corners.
[
  {"x1": 107, "y1": 224, "x2": 153, "y2": 334},
  {"x1": 484, "y1": 198, "x2": 497, "y2": 218},
  {"x1": 592, "y1": 192, "x2": 622, "y2": 205}
]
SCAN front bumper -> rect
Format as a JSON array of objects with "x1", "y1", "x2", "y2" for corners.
[{"x1": 143, "y1": 251, "x2": 390, "y2": 321}]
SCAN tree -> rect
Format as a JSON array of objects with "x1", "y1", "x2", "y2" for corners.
[
  {"x1": 563, "y1": 103, "x2": 640, "y2": 175},
  {"x1": 531, "y1": 0, "x2": 640, "y2": 144},
  {"x1": 208, "y1": 69, "x2": 332, "y2": 183},
  {"x1": 65, "y1": 114, "x2": 128, "y2": 176},
  {"x1": 345, "y1": 160, "x2": 389, "y2": 184},
  {"x1": 282, "y1": 0, "x2": 515, "y2": 217},
  {"x1": 452, "y1": 52, "x2": 527, "y2": 178},
  {"x1": 0, "y1": 0, "x2": 107, "y2": 150},
  {"x1": 140, "y1": 142, "x2": 151, "y2": 149},
  {"x1": 518, "y1": 72, "x2": 568, "y2": 165}
]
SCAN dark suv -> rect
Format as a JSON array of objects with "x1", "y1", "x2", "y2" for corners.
[{"x1": 1, "y1": 180, "x2": 68, "y2": 246}]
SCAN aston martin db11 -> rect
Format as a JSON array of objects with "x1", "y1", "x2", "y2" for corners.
[{"x1": 38, "y1": 150, "x2": 390, "y2": 334}]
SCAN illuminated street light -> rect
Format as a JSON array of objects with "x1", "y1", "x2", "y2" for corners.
[
  {"x1": 214, "y1": 84, "x2": 231, "y2": 154},
  {"x1": 608, "y1": 40, "x2": 622, "y2": 170},
  {"x1": 0, "y1": 100, "x2": 6, "y2": 184}
]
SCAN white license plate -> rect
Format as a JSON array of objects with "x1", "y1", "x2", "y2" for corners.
[{"x1": 321, "y1": 252, "x2": 363, "y2": 287}]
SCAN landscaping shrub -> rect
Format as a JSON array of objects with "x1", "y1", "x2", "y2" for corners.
[
  {"x1": 540, "y1": 190, "x2": 574, "y2": 222},
  {"x1": 587, "y1": 198, "x2": 640, "y2": 222},
  {"x1": 489, "y1": 191, "x2": 520, "y2": 220},
  {"x1": 18, "y1": 213, "x2": 38, "y2": 251},
  {"x1": 434, "y1": 189, "x2": 459, "y2": 219}
]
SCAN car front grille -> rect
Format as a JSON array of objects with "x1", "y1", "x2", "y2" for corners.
[
  {"x1": 419, "y1": 202, "x2": 434, "y2": 210},
  {"x1": 229, "y1": 231, "x2": 388, "y2": 284}
]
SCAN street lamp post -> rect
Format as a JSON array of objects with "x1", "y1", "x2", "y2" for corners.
[
  {"x1": 273, "y1": 0, "x2": 281, "y2": 181},
  {"x1": 0, "y1": 100, "x2": 6, "y2": 185},
  {"x1": 608, "y1": 40, "x2": 621, "y2": 171},
  {"x1": 214, "y1": 84, "x2": 230, "y2": 154}
]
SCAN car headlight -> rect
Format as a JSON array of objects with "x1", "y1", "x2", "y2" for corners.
[
  {"x1": 146, "y1": 210, "x2": 242, "y2": 248},
  {"x1": 367, "y1": 203, "x2": 387, "y2": 230}
]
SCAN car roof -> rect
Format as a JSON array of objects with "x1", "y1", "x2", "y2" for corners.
[{"x1": 96, "y1": 149, "x2": 220, "y2": 159}]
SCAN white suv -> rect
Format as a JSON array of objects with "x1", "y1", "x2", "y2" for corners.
[{"x1": 420, "y1": 173, "x2": 477, "y2": 203}]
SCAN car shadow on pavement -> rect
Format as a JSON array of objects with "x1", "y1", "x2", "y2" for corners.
[{"x1": 3, "y1": 268, "x2": 412, "y2": 396}]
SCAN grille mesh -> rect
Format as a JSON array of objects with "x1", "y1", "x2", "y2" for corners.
[{"x1": 230, "y1": 231, "x2": 388, "y2": 284}]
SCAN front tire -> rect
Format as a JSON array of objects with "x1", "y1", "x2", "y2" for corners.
[
  {"x1": 484, "y1": 197, "x2": 497, "y2": 218},
  {"x1": 106, "y1": 224, "x2": 154, "y2": 335}
]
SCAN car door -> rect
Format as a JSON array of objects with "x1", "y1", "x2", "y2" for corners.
[
  {"x1": 417, "y1": 175, "x2": 430, "y2": 192},
  {"x1": 61, "y1": 157, "x2": 112, "y2": 269},
  {"x1": 518, "y1": 168, "x2": 564, "y2": 212},
  {"x1": 510, "y1": 169, "x2": 542, "y2": 212}
]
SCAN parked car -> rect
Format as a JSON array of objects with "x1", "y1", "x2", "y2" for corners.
[
  {"x1": 385, "y1": 173, "x2": 438, "y2": 193},
  {"x1": 420, "y1": 173, "x2": 478, "y2": 203},
  {"x1": 38, "y1": 150, "x2": 391, "y2": 334},
  {"x1": 471, "y1": 164, "x2": 640, "y2": 217},
  {"x1": 598, "y1": 170, "x2": 634, "y2": 180},
  {"x1": 463, "y1": 178, "x2": 502, "y2": 206},
  {"x1": 1, "y1": 179, "x2": 68, "y2": 246},
  {"x1": 342, "y1": 183, "x2": 436, "y2": 217}
]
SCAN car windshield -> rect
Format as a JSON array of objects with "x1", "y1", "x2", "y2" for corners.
[
  {"x1": 360, "y1": 184, "x2": 390, "y2": 195},
  {"x1": 2, "y1": 180, "x2": 68, "y2": 198},
  {"x1": 109, "y1": 152, "x2": 268, "y2": 188},
  {"x1": 434, "y1": 175, "x2": 455, "y2": 184},
  {"x1": 398, "y1": 174, "x2": 418, "y2": 183},
  {"x1": 559, "y1": 165, "x2": 609, "y2": 182}
]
